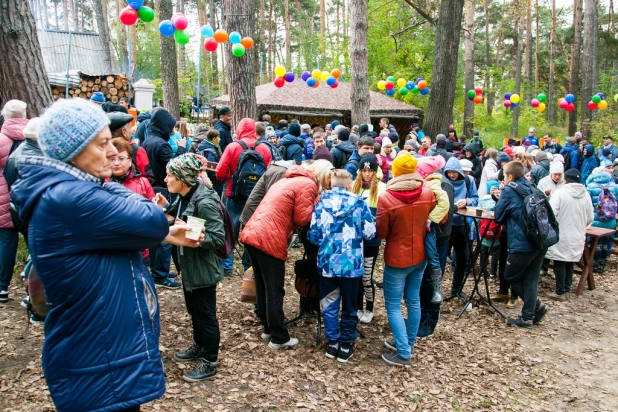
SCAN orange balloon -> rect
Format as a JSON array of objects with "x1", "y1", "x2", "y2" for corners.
[
  {"x1": 312, "y1": 81, "x2": 320, "y2": 88},
  {"x1": 241, "y1": 37, "x2": 254, "y2": 49},
  {"x1": 213, "y1": 29, "x2": 229, "y2": 43},
  {"x1": 331, "y1": 68, "x2": 341, "y2": 79},
  {"x1": 417, "y1": 80, "x2": 428, "y2": 90},
  {"x1": 473, "y1": 95, "x2": 483, "y2": 104}
]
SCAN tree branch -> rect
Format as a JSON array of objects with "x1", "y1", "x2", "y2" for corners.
[{"x1": 402, "y1": 0, "x2": 436, "y2": 26}]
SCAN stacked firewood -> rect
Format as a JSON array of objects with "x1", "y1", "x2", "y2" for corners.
[{"x1": 51, "y1": 75, "x2": 133, "y2": 103}]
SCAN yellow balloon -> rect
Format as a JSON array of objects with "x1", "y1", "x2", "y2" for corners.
[
  {"x1": 274, "y1": 65, "x2": 286, "y2": 78},
  {"x1": 510, "y1": 94, "x2": 520, "y2": 104},
  {"x1": 377, "y1": 80, "x2": 386, "y2": 90},
  {"x1": 396, "y1": 78, "x2": 406, "y2": 88},
  {"x1": 312, "y1": 69, "x2": 322, "y2": 79},
  {"x1": 614, "y1": 93, "x2": 618, "y2": 103},
  {"x1": 599, "y1": 100, "x2": 608, "y2": 110},
  {"x1": 537, "y1": 102, "x2": 546, "y2": 113},
  {"x1": 321, "y1": 72, "x2": 330, "y2": 82}
]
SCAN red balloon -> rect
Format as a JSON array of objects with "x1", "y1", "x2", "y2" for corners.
[
  {"x1": 385, "y1": 81, "x2": 394, "y2": 90},
  {"x1": 473, "y1": 95, "x2": 483, "y2": 104},
  {"x1": 587, "y1": 101, "x2": 598, "y2": 110},
  {"x1": 503, "y1": 100, "x2": 512, "y2": 108},
  {"x1": 274, "y1": 77, "x2": 285, "y2": 88},
  {"x1": 566, "y1": 103, "x2": 575, "y2": 112},
  {"x1": 204, "y1": 37, "x2": 218, "y2": 52},
  {"x1": 559, "y1": 100, "x2": 569, "y2": 109},
  {"x1": 331, "y1": 81, "x2": 339, "y2": 89},
  {"x1": 119, "y1": 6, "x2": 139, "y2": 26},
  {"x1": 173, "y1": 15, "x2": 189, "y2": 30},
  {"x1": 475, "y1": 87, "x2": 483, "y2": 95}
]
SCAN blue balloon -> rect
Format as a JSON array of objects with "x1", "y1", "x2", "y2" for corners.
[
  {"x1": 200, "y1": 25, "x2": 214, "y2": 38},
  {"x1": 385, "y1": 89, "x2": 395, "y2": 96},
  {"x1": 229, "y1": 31, "x2": 242, "y2": 44},
  {"x1": 159, "y1": 20, "x2": 175, "y2": 37},
  {"x1": 326, "y1": 76, "x2": 336, "y2": 86},
  {"x1": 565, "y1": 93, "x2": 575, "y2": 103},
  {"x1": 406, "y1": 81, "x2": 415, "y2": 90},
  {"x1": 128, "y1": 0, "x2": 143, "y2": 9},
  {"x1": 511, "y1": 102, "x2": 519, "y2": 108},
  {"x1": 420, "y1": 87, "x2": 429, "y2": 95},
  {"x1": 301, "y1": 71, "x2": 311, "y2": 82},
  {"x1": 306, "y1": 77, "x2": 317, "y2": 87},
  {"x1": 504, "y1": 92, "x2": 512, "y2": 100}
]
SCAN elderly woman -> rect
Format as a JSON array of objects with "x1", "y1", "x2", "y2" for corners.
[{"x1": 10, "y1": 99, "x2": 199, "y2": 412}]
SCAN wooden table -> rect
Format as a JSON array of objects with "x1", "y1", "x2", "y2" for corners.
[{"x1": 576, "y1": 226, "x2": 616, "y2": 296}]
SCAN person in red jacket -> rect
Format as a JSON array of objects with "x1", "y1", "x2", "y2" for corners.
[
  {"x1": 216, "y1": 118, "x2": 272, "y2": 276},
  {"x1": 108, "y1": 112, "x2": 150, "y2": 177}
]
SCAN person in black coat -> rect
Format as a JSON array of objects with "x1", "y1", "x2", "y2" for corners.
[
  {"x1": 214, "y1": 106, "x2": 233, "y2": 153},
  {"x1": 463, "y1": 143, "x2": 482, "y2": 187}
]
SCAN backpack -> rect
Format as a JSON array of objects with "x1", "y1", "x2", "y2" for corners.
[
  {"x1": 479, "y1": 218, "x2": 502, "y2": 240},
  {"x1": 563, "y1": 149, "x2": 583, "y2": 172},
  {"x1": 508, "y1": 182, "x2": 559, "y2": 249},
  {"x1": 193, "y1": 198, "x2": 236, "y2": 259},
  {"x1": 256, "y1": 140, "x2": 282, "y2": 161},
  {"x1": 595, "y1": 184, "x2": 618, "y2": 220},
  {"x1": 230, "y1": 140, "x2": 266, "y2": 200}
]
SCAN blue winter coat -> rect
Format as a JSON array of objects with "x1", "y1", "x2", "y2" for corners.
[
  {"x1": 10, "y1": 156, "x2": 169, "y2": 412},
  {"x1": 344, "y1": 151, "x2": 362, "y2": 180},
  {"x1": 444, "y1": 156, "x2": 478, "y2": 226},
  {"x1": 586, "y1": 170, "x2": 618, "y2": 229},
  {"x1": 581, "y1": 144, "x2": 600, "y2": 184},
  {"x1": 330, "y1": 141, "x2": 356, "y2": 169},
  {"x1": 560, "y1": 143, "x2": 580, "y2": 170},
  {"x1": 301, "y1": 133, "x2": 314, "y2": 159},
  {"x1": 279, "y1": 134, "x2": 305, "y2": 164},
  {"x1": 494, "y1": 177, "x2": 537, "y2": 254}
]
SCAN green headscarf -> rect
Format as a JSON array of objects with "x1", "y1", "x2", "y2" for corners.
[{"x1": 166, "y1": 154, "x2": 204, "y2": 187}]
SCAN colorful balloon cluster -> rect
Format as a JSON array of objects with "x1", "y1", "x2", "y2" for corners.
[
  {"x1": 200, "y1": 26, "x2": 254, "y2": 57},
  {"x1": 503, "y1": 93, "x2": 520, "y2": 109},
  {"x1": 119, "y1": 0, "x2": 155, "y2": 26},
  {"x1": 587, "y1": 92, "x2": 608, "y2": 111},
  {"x1": 158, "y1": 12, "x2": 191, "y2": 45},
  {"x1": 467, "y1": 87, "x2": 483, "y2": 104},
  {"x1": 529, "y1": 93, "x2": 547, "y2": 113},
  {"x1": 296, "y1": 69, "x2": 341, "y2": 89},
  {"x1": 558, "y1": 94, "x2": 576, "y2": 112},
  {"x1": 378, "y1": 76, "x2": 429, "y2": 97}
]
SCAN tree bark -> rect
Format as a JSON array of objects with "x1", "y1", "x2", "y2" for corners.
[
  {"x1": 71, "y1": 0, "x2": 78, "y2": 30},
  {"x1": 63, "y1": 0, "x2": 69, "y2": 30},
  {"x1": 349, "y1": 0, "x2": 370, "y2": 126},
  {"x1": 93, "y1": 0, "x2": 114, "y2": 72},
  {"x1": 209, "y1": 0, "x2": 219, "y2": 89},
  {"x1": 320, "y1": 0, "x2": 326, "y2": 57},
  {"x1": 268, "y1": 0, "x2": 274, "y2": 81},
  {"x1": 284, "y1": 0, "x2": 291, "y2": 67},
  {"x1": 224, "y1": 0, "x2": 257, "y2": 126},
  {"x1": 424, "y1": 0, "x2": 465, "y2": 138},
  {"x1": 129, "y1": 24, "x2": 137, "y2": 81},
  {"x1": 463, "y1": 0, "x2": 475, "y2": 139},
  {"x1": 42, "y1": 0, "x2": 50, "y2": 29},
  {"x1": 484, "y1": 0, "x2": 493, "y2": 116},
  {"x1": 511, "y1": 1, "x2": 524, "y2": 138},
  {"x1": 159, "y1": 0, "x2": 180, "y2": 118},
  {"x1": 0, "y1": 0, "x2": 53, "y2": 117},
  {"x1": 177, "y1": 0, "x2": 186, "y2": 80},
  {"x1": 534, "y1": 0, "x2": 539, "y2": 93},
  {"x1": 568, "y1": 0, "x2": 583, "y2": 135},
  {"x1": 523, "y1": 0, "x2": 532, "y2": 99},
  {"x1": 548, "y1": 0, "x2": 556, "y2": 122},
  {"x1": 580, "y1": 0, "x2": 598, "y2": 138}
]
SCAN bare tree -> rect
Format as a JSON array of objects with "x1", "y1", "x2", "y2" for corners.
[
  {"x1": 53, "y1": 0, "x2": 60, "y2": 29},
  {"x1": 568, "y1": 0, "x2": 583, "y2": 135},
  {"x1": 320, "y1": 0, "x2": 326, "y2": 57},
  {"x1": 42, "y1": 0, "x2": 50, "y2": 29},
  {"x1": 115, "y1": 0, "x2": 129, "y2": 73},
  {"x1": 159, "y1": 0, "x2": 180, "y2": 117},
  {"x1": 349, "y1": 0, "x2": 370, "y2": 125},
  {"x1": 209, "y1": 0, "x2": 219, "y2": 89},
  {"x1": 284, "y1": 0, "x2": 291, "y2": 67},
  {"x1": 463, "y1": 0, "x2": 475, "y2": 139},
  {"x1": 580, "y1": 0, "x2": 599, "y2": 138}
]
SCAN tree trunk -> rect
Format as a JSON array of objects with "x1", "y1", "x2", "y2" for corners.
[
  {"x1": 71, "y1": 0, "x2": 78, "y2": 30},
  {"x1": 92, "y1": 0, "x2": 114, "y2": 72},
  {"x1": 283, "y1": 0, "x2": 291, "y2": 67},
  {"x1": 424, "y1": 0, "x2": 465, "y2": 138},
  {"x1": 463, "y1": 0, "x2": 474, "y2": 139},
  {"x1": 548, "y1": 0, "x2": 556, "y2": 123},
  {"x1": 159, "y1": 0, "x2": 180, "y2": 118},
  {"x1": 580, "y1": 0, "x2": 598, "y2": 138},
  {"x1": 54, "y1": 0, "x2": 59, "y2": 29},
  {"x1": 484, "y1": 0, "x2": 493, "y2": 116},
  {"x1": 63, "y1": 0, "x2": 69, "y2": 30},
  {"x1": 268, "y1": 0, "x2": 274, "y2": 81},
  {"x1": 349, "y1": 0, "x2": 370, "y2": 125},
  {"x1": 116, "y1": 0, "x2": 129, "y2": 73},
  {"x1": 0, "y1": 0, "x2": 53, "y2": 117},
  {"x1": 177, "y1": 0, "x2": 186, "y2": 82},
  {"x1": 568, "y1": 0, "x2": 583, "y2": 135},
  {"x1": 224, "y1": 0, "x2": 257, "y2": 126},
  {"x1": 320, "y1": 0, "x2": 326, "y2": 57},
  {"x1": 209, "y1": 0, "x2": 219, "y2": 90},
  {"x1": 511, "y1": 1, "x2": 524, "y2": 138},
  {"x1": 129, "y1": 24, "x2": 137, "y2": 81},
  {"x1": 523, "y1": 0, "x2": 532, "y2": 99},
  {"x1": 534, "y1": 0, "x2": 539, "y2": 93}
]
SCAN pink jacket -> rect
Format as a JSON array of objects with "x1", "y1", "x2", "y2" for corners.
[{"x1": 0, "y1": 118, "x2": 28, "y2": 228}]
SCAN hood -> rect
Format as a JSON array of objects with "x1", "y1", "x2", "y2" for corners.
[
  {"x1": 284, "y1": 164, "x2": 314, "y2": 180},
  {"x1": 385, "y1": 173, "x2": 424, "y2": 203},
  {"x1": 335, "y1": 140, "x2": 357, "y2": 154},
  {"x1": 319, "y1": 187, "x2": 365, "y2": 218},
  {"x1": 562, "y1": 144, "x2": 575, "y2": 153},
  {"x1": 584, "y1": 144, "x2": 595, "y2": 157},
  {"x1": 586, "y1": 170, "x2": 613, "y2": 185},
  {"x1": 538, "y1": 158, "x2": 550, "y2": 168},
  {"x1": 513, "y1": 177, "x2": 533, "y2": 191},
  {"x1": 280, "y1": 134, "x2": 305, "y2": 148},
  {"x1": 237, "y1": 118, "x2": 256, "y2": 140},
  {"x1": 444, "y1": 156, "x2": 465, "y2": 180},
  {"x1": 0, "y1": 117, "x2": 28, "y2": 139},
  {"x1": 563, "y1": 183, "x2": 588, "y2": 199},
  {"x1": 148, "y1": 109, "x2": 176, "y2": 140},
  {"x1": 197, "y1": 139, "x2": 218, "y2": 151},
  {"x1": 463, "y1": 143, "x2": 477, "y2": 156},
  {"x1": 137, "y1": 112, "x2": 151, "y2": 122}
]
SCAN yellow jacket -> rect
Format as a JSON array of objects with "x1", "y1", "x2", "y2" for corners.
[{"x1": 424, "y1": 173, "x2": 449, "y2": 224}]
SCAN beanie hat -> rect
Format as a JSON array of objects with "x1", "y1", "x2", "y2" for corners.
[
  {"x1": 416, "y1": 156, "x2": 446, "y2": 179},
  {"x1": 91, "y1": 92, "x2": 105, "y2": 103},
  {"x1": 527, "y1": 145, "x2": 539, "y2": 153},
  {"x1": 535, "y1": 151, "x2": 547, "y2": 162},
  {"x1": 166, "y1": 154, "x2": 204, "y2": 187},
  {"x1": 359, "y1": 153, "x2": 379, "y2": 173},
  {"x1": 436, "y1": 139, "x2": 446, "y2": 148},
  {"x1": 564, "y1": 168, "x2": 581, "y2": 184},
  {"x1": 603, "y1": 148, "x2": 612, "y2": 157},
  {"x1": 452, "y1": 141, "x2": 462, "y2": 151},
  {"x1": 375, "y1": 136, "x2": 383, "y2": 145},
  {"x1": 498, "y1": 153, "x2": 511, "y2": 164},
  {"x1": 459, "y1": 159, "x2": 473, "y2": 172},
  {"x1": 359, "y1": 124, "x2": 369, "y2": 136},
  {"x1": 338, "y1": 128, "x2": 350, "y2": 141},
  {"x1": 388, "y1": 132, "x2": 399, "y2": 144},
  {"x1": 474, "y1": 130, "x2": 480, "y2": 136},
  {"x1": 486, "y1": 180, "x2": 500, "y2": 193},
  {"x1": 513, "y1": 146, "x2": 526, "y2": 155},
  {"x1": 382, "y1": 136, "x2": 392, "y2": 147},
  {"x1": 23, "y1": 117, "x2": 42, "y2": 140},
  {"x1": 349, "y1": 134, "x2": 360, "y2": 144},
  {"x1": 549, "y1": 162, "x2": 564, "y2": 174},
  {"x1": 503, "y1": 147, "x2": 514, "y2": 157},
  {"x1": 39, "y1": 98, "x2": 110, "y2": 162},
  {"x1": 325, "y1": 123, "x2": 332, "y2": 130},
  {"x1": 392, "y1": 152, "x2": 418, "y2": 177},
  {"x1": 436, "y1": 133, "x2": 446, "y2": 141},
  {"x1": 313, "y1": 145, "x2": 333, "y2": 163},
  {"x1": 602, "y1": 158, "x2": 613, "y2": 167},
  {"x1": 2, "y1": 100, "x2": 27, "y2": 119},
  {"x1": 552, "y1": 154, "x2": 564, "y2": 164},
  {"x1": 288, "y1": 123, "x2": 301, "y2": 137},
  {"x1": 301, "y1": 123, "x2": 311, "y2": 132},
  {"x1": 331, "y1": 120, "x2": 340, "y2": 128},
  {"x1": 528, "y1": 127, "x2": 536, "y2": 133}
]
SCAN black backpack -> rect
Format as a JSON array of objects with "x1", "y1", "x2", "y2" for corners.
[
  {"x1": 508, "y1": 182, "x2": 559, "y2": 250},
  {"x1": 230, "y1": 141, "x2": 266, "y2": 200},
  {"x1": 193, "y1": 198, "x2": 235, "y2": 259},
  {"x1": 256, "y1": 140, "x2": 282, "y2": 161}
]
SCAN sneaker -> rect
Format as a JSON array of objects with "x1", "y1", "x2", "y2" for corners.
[
  {"x1": 0, "y1": 289, "x2": 8, "y2": 303},
  {"x1": 488, "y1": 274, "x2": 497, "y2": 282},
  {"x1": 506, "y1": 316, "x2": 533, "y2": 329},
  {"x1": 356, "y1": 309, "x2": 365, "y2": 320},
  {"x1": 381, "y1": 353, "x2": 410, "y2": 367},
  {"x1": 359, "y1": 311, "x2": 374, "y2": 324},
  {"x1": 260, "y1": 333, "x2": 271, "y2": 341},
  {"x1": 337, "y1": 346, "x2": 353, "y2": 363},
  {"x1": 174, "y1": 342, "x2": 203, "y2": 362},
  {"x1": 533, "y1": 304, "x2": 549, "y2": 325},
  {"x1": 168, "y1": 271, "x2": 178, "y2": 279},
  {"x1": 416, "y1": 323, "x2": 434, "y2": 339},
  {"x1": 154, "y1": 277, "x2": 181, "y2": 289},
  {"x1": 30, "y1": 312, "x2": 45, "y2": 325},
  {"x1": 451, "y1": 290, "x2": 468, "y2": 300},
  {"x1": 490, "y1": 293, "x2": 509, "y2": 302},
  {"x1": 325, "y1": 342, "x2": 339, "y2": 359},
  {"x1": 183, "y1": 359, "x2": 217, "y2": 382},
  {"x1": 268, "y1": 338, "x2": 299, "y2": 350},
  {"x1": 507, "y1": 297, "x2": 520, "y2": 308},
  {"x1": 546, "y1": 292, "x2": 566, "y2": 302},
  {"x1": 21, "y1": 296, "x2": 29, "y2": 308},
  {"x1": 384, "y1": 340, "x2": 397, "y2": 351}
]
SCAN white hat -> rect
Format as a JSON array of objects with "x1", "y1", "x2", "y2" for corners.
[
  {"x1": 459, "y1": 159, "x2": 473, "y2": 172},
  {"x1": 2, "y1": 99, "x2": 27, "y2": 119},
  {"x1": 513, "y1": 146, "x2": 526, "y2": 155},
  {"x1": 552, "y1": 154, "x2": 564, "y2": 163},
  {"x1": 382, "y1": 137, "x2": 393, "y2": 147},
  {"x1": 546, "y1": 152, "x2": 554, "y2": 161},
  {"x1": 530, "y1": 150, "x2": 539, "y2": 158},
  {"x1": 301, "y1": 123, "x2": 311, "y2": 131},
  {"x1": 23, "y1": 117, "x2": 42, "y2": 140},
  {"x1": 528, "y1": 127, "x2": 536, "y2": 133},
  {"x1": 550, "y1": 162, "x2": 564, "y2": 174}
]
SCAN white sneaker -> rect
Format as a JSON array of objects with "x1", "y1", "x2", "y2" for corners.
[
  {"x1": 356, "y1": 310, "x2": 365, "y2": 320},
  {"x1": 260, "y1": 333, "x2": 271, "y2": 340},
  {"x1": 268, "y1": 338, "x2": 299, "y2": 349},
  {"x1": 360, "y1": 310, "x2": 374, "y2": 324}
]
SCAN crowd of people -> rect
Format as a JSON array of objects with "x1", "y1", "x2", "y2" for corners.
[{"x1": 0, "y1": 96, "x2": 617, "y2": 411}]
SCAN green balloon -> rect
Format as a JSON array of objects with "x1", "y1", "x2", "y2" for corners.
[
  {"x1": 232, "y1": 43, "x2": 246, "y2": 57},
  {"x1": 174, "y1": 30, "x2": 190, "y2": 45},
  {"x1": 537, "y1": 93, "x2": 547, "y2": 103},
  {"x1": 591, "y1": 94, "x2": 601, "y2": 104},
  {"x1": 467, "y1": 90, "x2": 476, "y2": 99},
  {"x1": 137, "y1": 6, "x2": 155, "y2": 22},
  {"x1": 387, "y1": 76, "x2": 396, "y2": 82},
  {"x1": 399, "y1": 87, "x2": 408, "y2": 95},
  {"x1": 411, "y1": 86, "x2": 420, "y2": 94}
]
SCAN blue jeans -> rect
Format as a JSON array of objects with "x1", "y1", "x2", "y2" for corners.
[
  {"x1": 149, "y1": 242, "x2": 172, "y2": 280},
  {"x1": 383, "y1": 261, "x2": 427, "y2": 359},
  {"x1": 319, "y1": 276, "x2": 360, "y2": 345},
  {"x1": 0, "y1": 228, "x2": 19, "y2": 289},
  {"x1": 223, "y1": 198, "x2": 251, "y2": 271},
  {"x1": 424, "y1": 229, "x2": 439, "y2": 272}
]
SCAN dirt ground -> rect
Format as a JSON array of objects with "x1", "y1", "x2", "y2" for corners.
[{"x1": 1, "y1": 247, "x2": 617, "y2": 411}]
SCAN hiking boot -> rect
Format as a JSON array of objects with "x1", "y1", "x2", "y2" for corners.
[
  {"x1": 533, "y1": 304, "x2": 549, "y2": 325},
  {"x1": 154, "y1": 277, "x2": 181, "y2": 289},
  {"x1": 546, "y1": 292, "x2": 566, "y2": 302},
  {"x1": 325, "y1": 342, "x2": 339, "y2": 359},
  {"x1": 506, "y1": 316, "x2": 533, "y2": 329},
  {"x1": 507, "y1": 297, "x2": 520, "y2": 308},
  {"x1": 30, "y1": 312, "x2": 45, "y2": 325},
  {"x1": 21, "y1": 296, "x2": 29, "y2": 308},
  {"x1": 384, "y1": 340, "x2": 397, "y2": 351},
  {"x1": 337, "y1": 346, "x2": 353, "y2": 363},
  {"x1": 381, "y1": 353, "x2": 410, "y2": 367},
  {"x1": 359, "y1": 311, "x2": 374, "y2": 324},
  {"x1": 417, "y1": 323, "x2": 435, "y2": 339},
  {"x1": 0, "y1": 289, "x2": 8, "y2": 303},
  {"x1": 268, "y1": 338, "x2": 299, "y2": 350},
  {"x1": 183, "y1": 359, "x2": 217, "y2": 382},
  {"x1": 174, "y1": 342, "x2": 203, "y2": 362},
  {"x1": 430, "y1": 268, "x2": 444, "y2": 304},
  {"x1": 490, "y1": 293, "x2": 509, "y2": 302}
]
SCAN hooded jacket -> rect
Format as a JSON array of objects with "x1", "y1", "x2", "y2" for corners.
[
  {"x1": 213, "y1": 119, "x2": 232, "y2": 153},
  {"x1": 10, "y1": 156, "x2": 169, "y2": 412},
  {"x1": 560, "y1": 143, "x2": 580, "y2": 171},
  {"x1": 494, "y1": 177, "x2": 537, "y2": 253},
  {"x1": 353, "y1": 179, "x2": 387, "y2": 247},
  {"x1": 308, "y1": 187, "x2": 376, "y2": 278},
  {"x1": 478, "y1": 157, "x2": 500, "y2": 197},
  {"x1": 330, "y1": 140, "x2": 357, "y2": 169},
  {"x1": 141, "y1": 110, "x2": 184, "y2": 190},
  {"x1": 581, "y1": 144, "x2": 600, "y2": 184},
  {"x1": 463, "y1": 144, "x2": 482, "y2": 184},
  {"x1": 135, "y1": 111, "x2": 151, "y2": 145},
  {"x1": 0, "y1": 117, "x2": 28, "y2": 228},
  {"x1": 537, "y1": 173, "x2": 565, "y2": 195},
  {"x1": 197, "y1": 139, "x2": 221, "y2": 190},
  {"x1": 530, "y1": 158, "x2": 550, "y2": 185},
  {"x1": 444, "y1": 157, "x2": 479, "y2": 226},
  {"x1": 586, "y1": 169, "x2": 618, "y2": 229},
  {"x1": 545, "y1": 183, "x2": 594, "y2": 262},
  {"x1": 435, "y1": 176, "x2": 457, "y2": 239},
  {"x1": 279, "y1": 133, "x2": 305, "y2": 164}
]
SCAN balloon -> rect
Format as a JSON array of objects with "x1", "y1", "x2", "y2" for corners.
[
  {"x1": 399, "y1": 87, "x2": 408, "y2": 95},
  {"x1": 231, "y1": 43, "x2": 245, "y2": 57},
  {"x1": 468, "y1": 97, "x2": 475, "y2": 101},
  {"x1": 565, "y1": 93, "x2": 575, "y2": 103},
  {"x1": 473, "y1": 95, "x2": 483, "y2": 104},
  {"x1": 128, "y1": 0, "x2": 143, "y2": 9},
  {"x1": 311, "y1": 81, "x2": 320, "y2": 89},
  {"x1": 537, "y1": 102, "x2": 546, "y2": 112},
  {"x1": 386, "y1": 76, "x2": 396, "y2": 82},
  {"x1": 396, "y1": 78, "x2": 406, "y2": 88},
  {"x1": 173, "y1": 15, "x2": 188, "y2": 31},
  {"x1": 511, "y1": 102, "x2": 519, "y2": 108},
  {"x1": 137, "y1": 6, "x2": 155, "y2": 22},
  {"x1": 475, "y1": 87, "x2": 483, "y2": 95},
  {"x1": 591, "y1": 94, "x2": 601, "y2": 104},
  {"x1": 416, "y1": 78, "x2": 424, "y2": 84},
  {"x1": 275, "y1": 65, "x2": 286, "y2": 78},
  {"x1": 171, "y1": 12, "x2": 182, "y2": 21},
  {"x1": 587, "y1": 101, "x2": 598, "y2": 110},
  {"x1": 614, "y1": 94, "x2": 618, "y2": 103},
  {"x1": 530, "y1": 98, "x2": 540, "y2": 108},
  {"x1": 559, "y1": 99, "x2": 568, "y2": 109},
  {"x1": 174, "y1": 30, "x2": 190, "y2": 45},
  {"x1": 213, "y1": 29, "x2": 229, "y2": 43},
  {"x1": 566, "y1": 102, "x2": 575, "y2": 112},
  {"x1": 326, "y1": 76, "x2": 336, "y2": 86},
  {"x1": 241, "y1": 37, "x2": 254, "y2": 49},
  {"x1": 306, "y1": 77, "x2": 317, "y2": 87},
  {"x1": 420, "y1": 87, "x2": 429, "y2": 95},
  {"x1": 284, "y1": 72, "x2": 295, "y2": 82},
  {"x1": 229, "y1": 31, "x2": 242, "y2": 44},
  {"x1": 320, "y1": 72, "x2": 330, "y2": 83},
  {"x1": 598, "y1": 93, "x2": 605, "y2": 100},
  {"x1": 504, "y1": 92, "x2": 512, "y2": 100},
  {"x1": 311, "y1": 69, "x2": 321, "y2": 79},
  {"x1": 119, "y1": 6, "x2": 139, "y2": 25},
  {"x1": 385, "y1": 89, "x2": 396, "y2": 96},
  {"x1": 385, "y1": 81, "x2": 394, "y2": 90},
  {"x1": 301, "y1": 71, "x2": 311, "y2": 82},
  {"x1": 510, "y1": 94, "x2": 520, "y2": 103},
  {"x1": 377, "y1": 80, "x2": 386, "y2": 90},
  {"x1": 204, "y1": 37, "x2": 218, "y2": 52},
  {"x1": 467, "y1": 90, "x2": 476, "y2": 99},
  {"x1": 158, "y1": 20, "x2": 175, "y2": 36},
  {"x1": 406, "y1": 81, "x2": 415, "y2": 90},
  {"x1": 200, "y1": 25, "x2": 214, "y2": 38},
  {"x1": 274, "y1": 77, "x2": 285, "y2": 88},
  {"x1": 599, "y1": 100, "x2": 608, "y2": 110},
  {"x1": 411, "y1": 86, "x2": 420, "y2": 94},
  {"x1": 537, "y1": 93, "x2": 547, "y2": 103},
  {"x1": 504, "y1": 100, "x2": 512, "y2": 108},
  {"x1": 331, "y1": 68, "x2": 341, "y2": 79},
  {"x1": 331, "y1": 80, "x2": 339, "y2": 89},
  {"x1": 417, "y1": 80, "x2": 428, "y2": 90}
]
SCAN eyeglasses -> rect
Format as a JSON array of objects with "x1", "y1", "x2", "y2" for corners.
[{"x1": 110, "y1": 157, "x2": 129, "y2": 163}]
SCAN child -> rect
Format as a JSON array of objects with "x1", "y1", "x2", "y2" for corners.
[
  {"x1": 308, "y1": 169, "x2": 376, "y2": 363},
  {"x1": 478, "y1": 181, "x2": 502, "y2": 281}
]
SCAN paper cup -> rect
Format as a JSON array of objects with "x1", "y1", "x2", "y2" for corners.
[
  {"x1": 185, "y1": 216, "x2": 206, "y2": 241},
  {"x1": 475, "y1": 208, "x2": 483, "y2": 217}
]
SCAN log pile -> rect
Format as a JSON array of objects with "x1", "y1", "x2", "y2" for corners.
[{"x1": 51, "y1": 74, "x2": 133, "y2": 103}]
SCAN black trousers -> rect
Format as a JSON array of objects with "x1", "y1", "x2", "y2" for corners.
[
  {"x1": 497, "y1": 233, "x2": 517, "y2": 298},
  {"x1": 504, "y1": 249, "x2": 547, "y2": 321},
  {"x1": 183, "y1": 285, "x2": 219, "y2": 362},
  {"x1": 246, "y1": 245, "x2": 290, "y2": 344},
  {"x1": 554, "y1": 260, "x2": 574, "y2": 295},
  {"x1": 172, "y1": 246, "x2": 181, "y2": 275},
  {"x1": 449, "y1": 225, "x2": 468, "y2": 294},
  {"x1": 481, "y1": 244, "x2": 500, "y2": 276}
]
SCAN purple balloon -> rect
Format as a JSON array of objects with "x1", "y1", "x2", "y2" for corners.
[
  {"x1": 283, "y1": 72, "x2": 295, "y2": 83},
  {"x1": 301, "y1": 71, "x2": 311, "y2": 82},
  {"x1": 504, "y1": 93, "x2": 512, "y2": 100},
  {"x1": 468, "y1": 97, "x2": 474, "y2": 101},
  {"x1": 416, "y1": 78, "x2": 424, "y2": 84},
  {"x1": 598, "y1": 92, "x2": 605, "y2": 100}
]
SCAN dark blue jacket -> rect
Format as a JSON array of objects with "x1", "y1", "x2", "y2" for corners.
[
  {"x1": 344, "y1": 151, "x2": 362, "y2": 180},
  {"x1": 10, "y1": 156, "x2": 169, "y2": 412},
  {"x1": 197, "y1": 140, "x2": 221, "y2": 188},
  {"x1": 279, "y1": 134, "x2": 305, "y2": 164},
  {"x1": 560, "y1": 143, "x2": 580, "y2": 170},
  {"x1": 330, "y1": 141, "x2": 356, "y2": 169},
  {"x1": 135, "y1": 112, "x2": 152, "y2": 145},
  {"x1": 213, "y1": 119, "x2": 232, "y2": 153},
  {"x1": 581, "y1": 144, "x2": 600, "y2": 184},
  {"x1": 142, "y1": 110, "x2": 185, "y2": 190},
  {"x1": 494, "y1": 177, "x2": 535, "y2": 253},
  {"x1": 301, "y1": 133, "x2": 314, "y2": 159}
]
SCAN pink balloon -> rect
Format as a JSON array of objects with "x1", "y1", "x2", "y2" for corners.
[
  {"x1": 503, "y1": 100, "x2": 512, "y2": 108},
  {"x1": 559, "y1": 100, "x2": 568, "y2": 109},
  {"x1": 173, "y1": 15, "x2": 189, "y2": 30},
  {"x1": 530, "y1": 98, "x2": 539, "y2": 107}
]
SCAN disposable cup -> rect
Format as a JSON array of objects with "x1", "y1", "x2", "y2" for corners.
[{"x1": 185, "y1": 216, "x2": 206, "y2": 241}]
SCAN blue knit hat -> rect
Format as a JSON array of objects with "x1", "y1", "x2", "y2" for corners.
[
  {"x1": 39, "y1": 98, "x2": 111, "y2": 162},
  {"x1": 91, "y1": 92, "x2": 105, "y2": 103},
  {"x1": 498, "y1": 152, "x2": 511, "y2": 164}
]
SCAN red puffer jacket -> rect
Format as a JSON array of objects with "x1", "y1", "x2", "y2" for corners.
[
  {"x1": 0, "y1": 118, "x2": 28, "y2": 229},
  {"x1": 240, "y1": 166, "x2": 317, "y2": 261}
]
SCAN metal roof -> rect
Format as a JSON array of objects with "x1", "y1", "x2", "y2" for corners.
[{"x1": 37, "y1": 29, "x2": 112, "y2": 74}]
